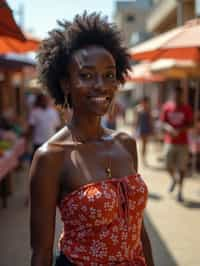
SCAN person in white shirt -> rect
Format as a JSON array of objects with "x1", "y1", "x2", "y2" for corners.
[{"x1": 28, "y1": 93, "x2": 61, "y2": 155}]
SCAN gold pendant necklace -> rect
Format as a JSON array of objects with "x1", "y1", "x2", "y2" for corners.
[
  {"x1": 106, "y1": 167, "x2": 112, "y2": 178},
  {"x1": 70, "y1": 126, "x2": 113, "y2": 179}
]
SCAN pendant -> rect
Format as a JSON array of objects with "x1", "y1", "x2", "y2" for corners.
[{"x1": 106, "y1": 167, "x2": 112, "y2": 178}]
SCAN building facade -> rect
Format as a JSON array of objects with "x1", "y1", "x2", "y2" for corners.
[
  {"x1": 147, "y1": 0, "x2": 196, "y2": 34},
  {"x1": 113, "y1": 1, "x2": 154, "y2": 47}
]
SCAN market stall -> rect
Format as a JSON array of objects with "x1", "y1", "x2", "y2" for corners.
[{"x1": 0, "y1": 137, "x2": 26, "y2": 207}]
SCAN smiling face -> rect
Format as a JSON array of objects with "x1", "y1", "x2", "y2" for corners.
[{"x1": 65, "y1": 46, "x2": 118, "y2": 117}]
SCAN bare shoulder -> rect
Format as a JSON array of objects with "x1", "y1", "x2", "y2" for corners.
[
  {"x1": 104, "y1": 127, "x2": 137, "y2": 153},
  {"x1": 31, "y1": 143, "x2": 64, "y2": 171},
  {"x1": 30, "y1": 126, "x2": 72, "y2": 182},
  {"x1": 48, "y1": 126, "x2": 72, "y2": 145},
  {"x1": 30, "y1": 144, "x2": 66, "y2": 187},
  {"x1": 115, "y1": 131, "x2": 137, "y2": 153},
  {"x1": 114, "y1": 131, "x2": 138, "y2": 171}
]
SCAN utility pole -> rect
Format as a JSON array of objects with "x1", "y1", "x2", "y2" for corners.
[
  {"x1": 176, "y1": 0, "x2": 184, "y2": 26},
  {"x1": 195, "y1": 0, "x2": 200, "y2": 17}
]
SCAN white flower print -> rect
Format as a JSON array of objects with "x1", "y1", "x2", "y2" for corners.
[
  {"x1": 121, "y1": 230, "x2": 128, "y2": 241},
  {"x1": 132, "y1": 224, "x2": 137, "y2": 233},
  {"x1": 77, "y1": 224, "x2": 87, "y2": 232},
  {"x1": 70, "y1": 231, "x2": 76, "y2": 238},
  {"x1": 78, "y1": 190, "x2": 86, "y2": 200},
  {"x1": 132, "y1": 233, "x2": 137, "y2": 241},
  {"x1": 97, "y1": 209, "x2": 102, "y2": 218},
  {"x1": 137, "y1": 185, "x2": 145, "y2": 194},
  {"x1": 91, "y1": 263, "x2": 99, "y2": 266},
  {"x1": 90, "y1": 240, "x2": 108, "y2": 258},
  {"x1": 83, "y1": 255, "x2": 90, "y2": 261},
  {"x1": 112, "y1": 225, "x2": 118, "y2": 233},
  {"x1": 104, "y1": 200, "x2": 115, "y2": 212},
  {"x1": 74, "y1": 245, "x2": 86, "y2": 253},
  {"x1": 110, "y1": 233, "x2": 119, "y2": 245},
  {"x1": 129, "y1": 200, "x2": 136, "y2": 210},
  {"x1": 89, "y1": 207, "x2": 97, "y2": 219},
  {"x1": 87, "y1": 189, "x2": 102, "y2": 202},
  {"x1": 77, "y1": 230, "x2": 87, "y2": 240},
  {"x1": 99, "y1": 229, "x2": 110, "y2": 240},
  {"x1": 59, "y1": 174, "x2": 148, "y2": 265},
  {"x1": 67, "y1": 198, "x2": 75, "y2": 207},
  {"x1": 137, "y1": 196, "x2": 145, "y2": 206},
  {"x1": 116, "y1": 251, "x2": 123, "y2": 260},
  {"x1": 104, "y1": 191, "x2": 112, "y2": 199},
  {"x1": 81, "y1": 205, "x2": 87, "y2": 212},
  {"x1": 79, "y1": 214, "x2": 87, "y2": 222},
  {"x1": 108, "y1": 255, "x2": 116, "y2": 261}
]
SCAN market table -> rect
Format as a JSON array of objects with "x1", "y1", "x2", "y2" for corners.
[{"x1": 0, "y1": 138, "x2": 26, "y2": 207}]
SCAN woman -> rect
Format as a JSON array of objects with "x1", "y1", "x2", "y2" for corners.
[
  {"x1": 30, "y1": 13, "x2": 154, "y2": 266},
  {"x1": 135, "y1": 97, "x2": 153, "y2": 165}
]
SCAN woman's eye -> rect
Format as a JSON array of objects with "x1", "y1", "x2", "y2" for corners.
[
  {"x1": 105, "y1": 72, "x2": 116, "y2": 80},
  {"x1": 80, "y1": 73, "x2": 93, "y2": 80}
]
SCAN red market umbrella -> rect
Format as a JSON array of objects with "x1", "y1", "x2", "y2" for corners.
[
  {"x1": 0, "y1": 1, "x2": 39, "y2": 54},
  {"x1": 0, "y1": 0, "x2": 25, "y2": 40},
  {"x1": 0, "y1": 33, "x2": 40, "y2": 54},
  {"x1": 129, "y1": 19, "x2": 200, "y2": 62}
]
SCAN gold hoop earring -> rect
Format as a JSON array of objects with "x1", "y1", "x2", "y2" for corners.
[
  {"x1": 63, "y1": 96, "x2": 68, "y2": 110},
  {"x1": 109, "y1": 99, "x2": 115, "y2": 116},
  {"x1": 59, "y1": 96, "x2": 68, "y2": 122}
]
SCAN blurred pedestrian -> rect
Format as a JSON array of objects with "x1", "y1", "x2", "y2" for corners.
[
  {"x1": 30, "y1": 12, "x2": 154, "y2": 266},
  {"x1": 160, "y1": 86, "x2": 193, "y2": 202},
  {"x1": 28, "y1": 93, "x2": 61, "y2": 156},
  {"x1": 135, "y1": 97, "x2": 153, "y2": 165},
  {"x1": 188, "y1": 114, "x2": 200, "y2": 171},
  {"x1": 24, "y1": 93, "x2": 61, "y2": 206}
]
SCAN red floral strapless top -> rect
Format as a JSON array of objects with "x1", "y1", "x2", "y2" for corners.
[{"x1": 58, "y1": 174, "x2": 148, "y2": 265}]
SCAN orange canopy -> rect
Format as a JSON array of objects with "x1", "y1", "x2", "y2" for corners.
[
  {"x1": 150, "y1": 59, "x2": 200, "y2": 79},
  {"x1": 129, "y1": 19, "x2": 200, "y2": 62},
  {"x1": 0, "y1": 34, "x2": 40, "y2": 54},
  {"x1": 0, "y1": 0, "x2": 25, "y2": 40},
  {"x1": 126, "y1": 62, "x2": 165, "y2": 83},
  {"x1": 0, "y1": 1, "x2": 40, "y2": 54}
]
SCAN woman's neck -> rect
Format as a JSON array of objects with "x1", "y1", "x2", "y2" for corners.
[{"x1": 69, "y1": 114, "x2": 104, "y2": 142}]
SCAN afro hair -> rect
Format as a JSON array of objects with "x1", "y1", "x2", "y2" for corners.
[{"x1": 37, "y1": 12, "x2": 130, "y2": 105}]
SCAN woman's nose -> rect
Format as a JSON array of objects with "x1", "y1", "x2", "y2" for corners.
[{"x1": 94, "y1": 75, "x2": 104, "y2": 90}]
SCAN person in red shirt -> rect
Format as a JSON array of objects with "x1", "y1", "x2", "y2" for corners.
[{"x1": 160, "y1": 86, "x2": 193, "y2": 202}]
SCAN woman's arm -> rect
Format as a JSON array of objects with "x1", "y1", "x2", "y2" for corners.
[
  {"x1": 141, "y1": 220, "x2": 154, "y2": 266},
  {"x1": 132, "y1": 137, "x2": 154, "y2": 266},
  {"x1": 30, "y1": 145, "x2": 62, "y2": 266}
]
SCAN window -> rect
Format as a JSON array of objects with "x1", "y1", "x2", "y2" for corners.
[{"x1": 126, "y1": 14, "x2": 135, "y2": 23}]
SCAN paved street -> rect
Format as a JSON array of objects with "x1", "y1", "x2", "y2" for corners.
[
  {"x1": 0, "y1": 140, "x2": 200, "y2": 266},
  {"x1": 141, "y1": 142, "x2": 200, "y2": 266}
]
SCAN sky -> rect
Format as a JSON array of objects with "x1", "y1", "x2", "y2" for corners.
[{"x1": 7, "y1": 0, "x2": 119, "y2": 38}]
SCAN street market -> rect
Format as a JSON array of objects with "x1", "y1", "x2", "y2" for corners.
[{"x1": 1, "y1": 1, "x2": 200, "y2": 266}]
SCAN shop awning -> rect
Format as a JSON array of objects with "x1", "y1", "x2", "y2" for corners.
[
  {"x1": 129, "y1": 19, "x2": 200, "y2": 62},
  {"x1": 126, "y1": 62, "x2": 165, "y2": 83},
  {"x1": 0, "y1": 0, "x2": 25, "y2": 40},
  {"x1": 0, "y1": 53, "x2": 36, "y2": 69},
  {"x1": 0, "y1": 1, "x2": 40, "y2": 54}
]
